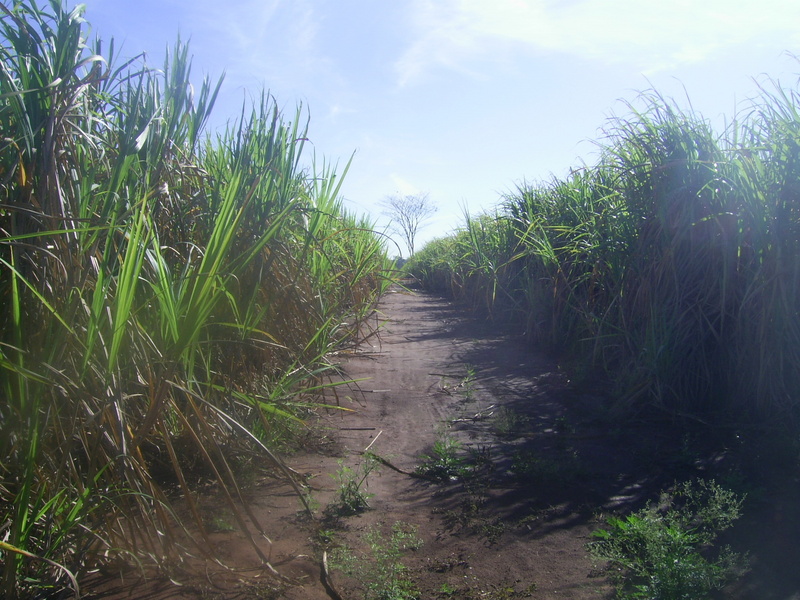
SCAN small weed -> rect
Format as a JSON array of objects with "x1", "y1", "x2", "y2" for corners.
[
  {"x1": 461, "y1": 364, "x2": 477, "y2": 399},
  {"x1": 329, "y1": 456, "x2": 379, "y2": 515},
  {"x1": 316, "y1": 528, "x2": 338, "y2": 550},
  {"x1": 416, "y1": 432, "x2": 466, "y2": 481},
  {"x1": 717, "y1": 465, "x2": 764, "y2": 503},
  {"x1": 237, "y1": 579, "x2": 288, "y2": 600},
  {"x1": 465, "y1": 444, "x2": 495, "y2": 476},
  {"x1": 202, "y1": 506, "x2": 236, "y2": 532},
  {"x1": 299, "y1": 488, "x2": 320, "y2": 516},
  {"x1": 492, "y1": 407, "x2": 528, "y2": 438},
  {"x1": 210, "y1": 514, "x2": 235, "y2": 533},
  {"x1": 677, "y1": 433, "x2": 702, "y2": 469},
  {"x1": 435, "y1": 580, "x2": 536, "y2": 600},
  {"x1": 472, "y1": 582, "x2": 537, "y2": 599},
  {"x1": 331, "y1": 521, "x2": 423, "y2": 600},
  {"x1": 439, "y1": 364, "x2": 477, "y2": 399},
  {"x1": 479, "y1": 520, "x2": 507, "y2": 544},
  {"x1": 441, "y1": 480, "x2": 507, "y2": 543},
  {"x1": 516, "y1": 512, "x2": 540, "y2": 530},
  {"x1": 442, "y1": 488, "x2": 485, "y2": 529},
  {"x1": 510, "y1": 448, "x2": 583, "y2": 485},
  {"x1": 588, "y1": 479, "x2": 747, "y2": 600}
]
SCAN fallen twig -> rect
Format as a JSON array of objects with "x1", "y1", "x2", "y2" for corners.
[
  {"x1": 321, "y1": 551, "x2": 344, "y2": 600},
  {"x1": 357, "y1": 450, "x2": 440, "y2": 482},
  {"x1": 363, "y1": 430, "x2": 383, "y2": 453},
  {"x1": 451, "y1": 404, "x2": 497, "y2": 423}
]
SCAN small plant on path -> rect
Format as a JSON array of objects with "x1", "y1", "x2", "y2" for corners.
[
  {"x1": 331, "y1": 521, "x2": 423, "y2": 600},
  {"x1": 460, "y1": 364, "x2": 477, "y2": 400},
  {"x1": 329, "y1": 456, "x2": 379, "y2": 515},
  {"x1": 510, "y1": 447, "x2": 584, "y2": 485},
  {"x1": 492, "y1": 407, "x2": 528, "y2": 438},
  {"x1": 416, "y1": 431, "x2": 466, "y2": 481},
  {"x1": 588, "y1": 479, "x2": 747, "y2": 600},
  {"x1": 438, "y1": 364, "x2": 477, "y2": 399}
]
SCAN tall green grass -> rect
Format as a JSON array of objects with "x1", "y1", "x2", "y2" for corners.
[
  {"x1": 408, "y1": 82, "x2": 800, "y2": 424},
  {"x1": 0, "y1": 1, "x2": 392, "y2": 596}
]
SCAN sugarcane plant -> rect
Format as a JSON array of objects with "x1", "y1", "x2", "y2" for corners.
[
  {"x1": 0, "y1": 1, "x2": 393, "y2": 597},
  {"x1": 408, "y1": 80, "x2": 800, "y2": 425}
]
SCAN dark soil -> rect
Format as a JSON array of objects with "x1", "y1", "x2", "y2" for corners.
[{"x1": 85, "y1": 285, "x2": 800, "y2": 599}]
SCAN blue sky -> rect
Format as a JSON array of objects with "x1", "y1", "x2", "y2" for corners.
[{"x1": 79, "y1": 0, "x2": 800, "y2": 256}]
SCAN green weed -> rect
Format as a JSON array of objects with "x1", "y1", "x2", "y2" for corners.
[
  {"x1": 329, "y1": 456, "x2": 379, "y2": 515},
  {"x1": 492, "y1": 407, "x2": 528, "y2": 438},
  {"x1": 0, "y1": 1, "x2": 393, "y2": 594},
  {"x1": 438, "y1": 580, "x2": 536, "y2": 600},
  {"x1": 438, "y1": 364, "x2": 477, "y2": 399},
  {"x1": 416, "y1": 433, "x2": 466, "y2": 481},
  {"x1": 480, "y1": 582, "x2": 537, "y2": 599},
  {"x1": 465, "y1": 444, "x2": 496, "y2": 476},
  {"x1": 589, "y1": 479, "x2": 747, "y2": 599},
  {"x1": 331, "y1": 521, "x2": 423, "y2": 600},
  {"x1": 438, "y1": 479, "x2": 507, "y2": 544},
  {"x1": 461, "y1": 364, "x2": 477, "y2": 399},
  {"x1": 510, "y1": 448, "x2": 584, "y2": 485}
]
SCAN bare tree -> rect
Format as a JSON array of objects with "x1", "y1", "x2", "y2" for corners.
[{"x1": 380, "y1": 193, "x2": 438, "y2": 257}]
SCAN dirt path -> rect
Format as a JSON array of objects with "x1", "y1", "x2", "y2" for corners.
[
  {"x1": 306, "y1": 285, "x2": 609, "y2": 600},
  {"x1": 89, "y1": 285, "x2": 800, "y2": 599}
]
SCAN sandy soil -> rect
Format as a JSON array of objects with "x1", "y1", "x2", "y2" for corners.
[{"x1": 85, "y1": 284, "x2": 800, "y2": 600}]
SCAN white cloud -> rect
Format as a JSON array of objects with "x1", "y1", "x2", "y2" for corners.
[{"x1": 395, "y1": 0, "x2": 800, "y2": 84}]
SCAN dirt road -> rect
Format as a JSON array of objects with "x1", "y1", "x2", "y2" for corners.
[{"x1": 287, "y1": 285, "x2": 615, "y2": 599}]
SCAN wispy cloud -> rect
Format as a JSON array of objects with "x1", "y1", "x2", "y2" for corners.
[
  {"x1": 180, "y1": 0, "x2": 326, "y2": 90},
  {"x1": 396, "y1": 0, "x2": 800, "y2": 85},
  {"x1": 394, "y1": 0, "x2": 486, "y2": 86}
]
